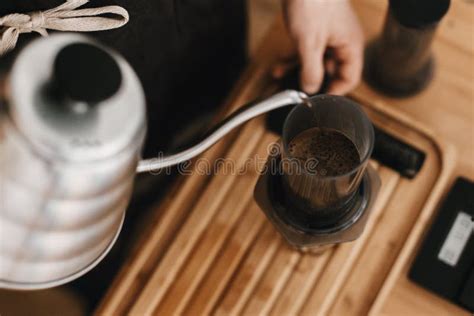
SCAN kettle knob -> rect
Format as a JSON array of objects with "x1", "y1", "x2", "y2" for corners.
[{"x1": 52, "y1": 43, "x2": 122, "y2": 104}]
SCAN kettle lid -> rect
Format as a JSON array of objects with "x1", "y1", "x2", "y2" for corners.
[{"x1": 8, "y1": 33, "x2": 146, "y2": 162}]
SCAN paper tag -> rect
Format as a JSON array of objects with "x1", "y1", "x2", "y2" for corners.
[{"x1": 437, "y1": 211, "x2": 473, "y2": 267}]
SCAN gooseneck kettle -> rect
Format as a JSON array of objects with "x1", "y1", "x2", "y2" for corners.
[{"x1": 0, "y1": 34, "x2": 307, "y2": 289}]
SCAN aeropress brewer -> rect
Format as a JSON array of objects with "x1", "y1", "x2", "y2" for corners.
[{"x1": 254, "y1": 95, "x2": 380, "y2": 253}]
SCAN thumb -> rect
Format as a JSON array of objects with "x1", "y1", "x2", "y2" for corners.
[{"x1": 299, "y1": 42, "x2": 325, "y2": 94}]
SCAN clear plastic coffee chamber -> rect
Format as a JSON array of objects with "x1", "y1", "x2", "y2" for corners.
[{"x1": 281, "y1": 95, "x2": 374, "y2": 228}]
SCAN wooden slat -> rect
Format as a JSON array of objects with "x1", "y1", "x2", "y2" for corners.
[
  {"x1": 183, "y1": 203, "x2": 266, "y2": 315},
  {"x1": 214, "y1": 223, "x2": 281, "y2": 316},
  {"x1": 154, "y1": 133, "x2": 277, "y2": 315},
  {"x1": 269, "y1": 247, "x2": 333, "y2": 316},
  {"x1": 240, "y1": 243, "x2": 301, "y2": 315}
]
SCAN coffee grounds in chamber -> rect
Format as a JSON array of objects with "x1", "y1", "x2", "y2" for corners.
[{"x1": 288, "y1": 127, "x2": 360, "y2": 176}]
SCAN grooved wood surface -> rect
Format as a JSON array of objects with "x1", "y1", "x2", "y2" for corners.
[
  {"x1": 95, "y1": 75, "x2": 460, "y2": 315},
  {"x1": 96, "y1": 82, "x2": 457, "y2": 315},
  {"x1": 96, "y1": 0, "x2": 472, "y2": 315}
]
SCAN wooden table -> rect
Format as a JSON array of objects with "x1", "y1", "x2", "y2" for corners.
[{"x1": 96, "y1": 1, "x2": 474, "y2": 315}]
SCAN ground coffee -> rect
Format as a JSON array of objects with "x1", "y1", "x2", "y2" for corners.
[{"x1": 288, "y1": 127, "x2": 360, "y2": 177}]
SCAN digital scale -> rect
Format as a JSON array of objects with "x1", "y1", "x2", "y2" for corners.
[{"x1": 410, "y1": 178, "x2": 474, "y2": 312}]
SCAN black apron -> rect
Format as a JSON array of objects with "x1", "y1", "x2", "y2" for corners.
[
  {"x1": 0, "y1": 0, "x2": 247, "y2": 156},
  {"x1": 1, "y1": 1, "x2": 246, "y2": 310}
]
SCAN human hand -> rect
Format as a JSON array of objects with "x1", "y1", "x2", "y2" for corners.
[{"x1": 274, "y1": 0, "x2": 364, "y2": 95}]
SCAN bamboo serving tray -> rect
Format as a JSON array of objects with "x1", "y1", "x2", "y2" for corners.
[{"x1": 95, "y1": 63, "x2": 463, "y2": 315}]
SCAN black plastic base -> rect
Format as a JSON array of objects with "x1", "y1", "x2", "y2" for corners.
[
  {"x1": 268, "y1": 165, "x2": 367, "y2": 234},
  {"x1": 254, "y1": 152, "x2": 380, "y2": 250}
]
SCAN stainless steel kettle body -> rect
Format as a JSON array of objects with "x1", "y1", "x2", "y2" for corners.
[{"x1": 0, "y1": 34, "x2": 146, "y2": 290}]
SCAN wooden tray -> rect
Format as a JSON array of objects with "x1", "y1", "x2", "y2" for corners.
[{"x1": 95, "y1": 64, "x2": 460, "y2": 315}]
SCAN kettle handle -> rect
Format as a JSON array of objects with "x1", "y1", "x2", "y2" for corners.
[{"x1": 136, "y1": 90, "x2": 308, "y2": 173}]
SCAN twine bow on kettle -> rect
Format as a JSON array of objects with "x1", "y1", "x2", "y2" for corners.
[{"x1": 0, "y1": 0, "x2": 129, "y2": 56}]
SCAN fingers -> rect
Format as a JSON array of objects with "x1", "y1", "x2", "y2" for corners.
[
  {"x1": 299, "y1": 41, "x2": 325, "y2": 94},
  {"x1": 327, "y1": 44, "x2": 363, "y2": 95},
  {"x1": 281, "y1": 0, "x2": 364, "y2": 95}
]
